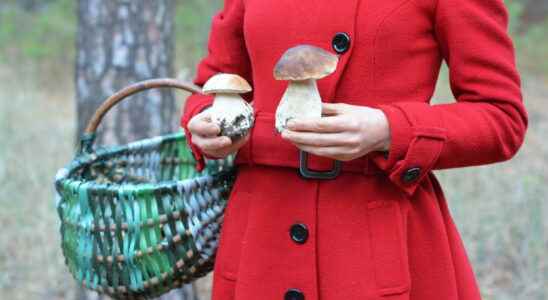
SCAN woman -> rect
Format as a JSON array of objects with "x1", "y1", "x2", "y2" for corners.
[{"x1": 181, "y1": 0, "x2": 528, "y2": 299}]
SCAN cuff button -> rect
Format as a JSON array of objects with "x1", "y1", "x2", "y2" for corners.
[{"x1": 402, "y1": 167, "x2": 421, "y2": 183}]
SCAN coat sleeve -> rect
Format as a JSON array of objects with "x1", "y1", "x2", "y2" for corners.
[
  {"x1": 369, "y1": 0, "x2": 528, "y2": 196},
  {"x1": 180, "y1": 0, "x2": 253, "y2": 172}
]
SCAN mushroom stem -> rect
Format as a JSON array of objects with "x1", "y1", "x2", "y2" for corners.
[
  {"x1": 275, "y1": 79, "x2": 322, "y2": 133},
  {"x1": 210, "y1": 93, "x2": 254, "y2": 140}
]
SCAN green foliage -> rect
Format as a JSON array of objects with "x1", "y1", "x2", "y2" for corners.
[
  {"x1": 174, "y1": 0, "x2": 222, "y2": 68},
  {"x1": 0, "y1": 0, "x2": 223, "y2": 72},
  {"x1": 0, "y1": 0, "x2": 76, "y2": 62},
  {"x1": 505, "y1": 0, "x2": 548, "y2": 76},
  {"x1": 506, "y1": 0, "x2": 525, "y2": 35},
  {"x1": 0, "y1": 0, "x2": 545, "y2": 76},
  {"x1": 514, "y1": 19, "x2": 548, "y2": 75}
]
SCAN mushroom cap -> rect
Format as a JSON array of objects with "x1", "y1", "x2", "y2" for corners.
[
  {"x1": 273, "y1": 45, "x2": 339, "y2": 81},
  {"x1": 202, "y1": 73, "x2": 252, "y2": 94}
]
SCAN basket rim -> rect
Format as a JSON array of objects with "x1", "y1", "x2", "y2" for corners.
[{"x1": 54, "y1": 130, "x2": 236, "y2": 192}]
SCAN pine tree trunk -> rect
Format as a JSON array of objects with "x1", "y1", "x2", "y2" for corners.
[
  {"x1": 74, "y1": 0, "x2": 198, "y2": 299},
  {"x1": 75, "y1": 0, "x2": 179, "y2": 147}
]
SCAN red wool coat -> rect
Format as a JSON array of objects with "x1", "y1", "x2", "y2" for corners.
[{"x1": 180, "y1": 0, "x2": 528, "y2": 299}]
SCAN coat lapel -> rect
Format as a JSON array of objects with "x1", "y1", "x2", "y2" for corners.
[{"x1": 317, "y1": 0, "x2": 362, "y2": 103}]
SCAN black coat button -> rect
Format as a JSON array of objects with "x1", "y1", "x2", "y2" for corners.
[
  {"x1": 332, "y1": 32, "x2": 351, "y2": 54},
  {"x1": 289, "y1": 223, "x2": 308, "y2": 244},
  {"x1": 285, "y1": 288, "x2": 305, "y2": 300},
  {"x1": 401, "y1": 167, "x2": 421, "y2": 183}
]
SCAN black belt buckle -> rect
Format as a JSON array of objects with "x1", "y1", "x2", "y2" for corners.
[{"x1": 298, "y1": 150, "x2": 342, "y2": 179}]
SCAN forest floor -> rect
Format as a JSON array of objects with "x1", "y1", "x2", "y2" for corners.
[{"x1": 0, "y1": 62, "x2": 546, "y2": 300}]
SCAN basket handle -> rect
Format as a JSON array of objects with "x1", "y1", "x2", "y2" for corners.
[{"x1": 79, "y1": 78, "x2": 203, "y2": 154}]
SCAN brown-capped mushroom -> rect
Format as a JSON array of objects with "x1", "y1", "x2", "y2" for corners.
[
  {"x1": 202, "y1": 73, "x2": 254, "y2": 140},
  {"x1": 273, "y1": 45, "x2": 339, "y2": 133}
]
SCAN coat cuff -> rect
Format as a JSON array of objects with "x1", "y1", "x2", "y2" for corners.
[
  {"x1": 370, "y1": 102, "x2": 447, "y2": 196},
  {"x1": 180, "y1": 93, "x2": 215, "y2": 172}
]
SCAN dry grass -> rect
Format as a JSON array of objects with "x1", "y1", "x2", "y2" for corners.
[
  {"x1": 432, "y1": 67, "x2": 548, "y2": 300},
  {"x1": 0, "y1": 61, "x2": 546, "y2": 300},
  {"x1": 0, "y1": 62, "x2": 79, "y2": 300}
]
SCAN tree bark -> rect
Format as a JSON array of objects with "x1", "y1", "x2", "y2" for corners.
[
  {"x1": 75, "y1": 0, "x2": 179, "y2": 147},
  {"x1": 74, "y1": 0, "x2": 198, "y2": 299}
]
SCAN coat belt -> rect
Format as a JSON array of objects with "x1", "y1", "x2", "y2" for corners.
[{"x1": 234, "y1": 111, "x2": 383, "y2": 176}]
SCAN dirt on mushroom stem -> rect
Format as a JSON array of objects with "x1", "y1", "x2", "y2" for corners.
[{"x1": 203, "y1": 73, "x2": 255, "y2": 140}]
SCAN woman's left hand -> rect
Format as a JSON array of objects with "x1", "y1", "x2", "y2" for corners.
[{"x1": 281, "y1": 102, "x2": 391, "y2": 161}]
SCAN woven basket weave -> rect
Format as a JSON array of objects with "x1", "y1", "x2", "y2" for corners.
[{"x1": 54, "y1": 79, "x2": 236, "y2": 299}]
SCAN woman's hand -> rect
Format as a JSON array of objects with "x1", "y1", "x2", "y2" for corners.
[
  {"x1": 187, "y1": 107, "x2": 250, "y2": 158},
  {"x1": 281, "y1": 102, "x2": 391, "y2": 161}
]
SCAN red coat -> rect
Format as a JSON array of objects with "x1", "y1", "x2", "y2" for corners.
[{"x1": 180, "y1": 0, "x2": 528, "y2": 299}]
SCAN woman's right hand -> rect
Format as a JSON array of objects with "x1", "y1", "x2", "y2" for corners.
[{"x1": 187, "y1": 107, "x2": 251, "y2": 159}]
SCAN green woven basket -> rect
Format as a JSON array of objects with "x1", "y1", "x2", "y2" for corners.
[{"x1": 54, "y1": 79, "x2": 237, "y2": 299}]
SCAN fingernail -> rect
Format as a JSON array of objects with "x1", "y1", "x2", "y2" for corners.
[{"x1": 286, "y1": 120, "x2": 295, "y2": 128}]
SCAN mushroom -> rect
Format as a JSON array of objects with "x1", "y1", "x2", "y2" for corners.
[
  {"x1": 202, "y1": 73, "x2": 254, "y2": 141},
  {"x1": 273, "y1": 45, "x2": 339, "y2": 133}
]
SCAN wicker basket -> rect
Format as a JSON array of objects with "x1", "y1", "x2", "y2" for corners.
[{"x1": 54, "y1": 79, "x2": 236, "y2": 299}]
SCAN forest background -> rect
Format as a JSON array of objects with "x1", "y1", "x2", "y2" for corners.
[{"x1": 0, "y1": 0, "x2": 546, "y2": 299}]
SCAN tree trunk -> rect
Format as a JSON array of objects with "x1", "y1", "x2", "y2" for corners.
[
  {"x1": 521, "y1": 0, "x2": 548, "y2": 27},
  {"x1": 74, "y1": 0, "x2": 198, "y2": 299},
  {"x1": 75, "y1": 0, "x2": 179, "y2": 147}
]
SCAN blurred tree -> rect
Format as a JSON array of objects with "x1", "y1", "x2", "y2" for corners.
[
  {"x1": 17, "y1": 0, "x2": 48, "y2": 11},
  {"x1": 522, "y1": 0, "x2": 548, "y2": 25},
  {"x1": 75, "y1": 0, "x2": 198, "y2": 299},
  {"x1": 0, "y1": 0, "x2": 55, "y2": 11},
  {"x1": 75, "y1": 0, "x2": 180, "y2": 147}
]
